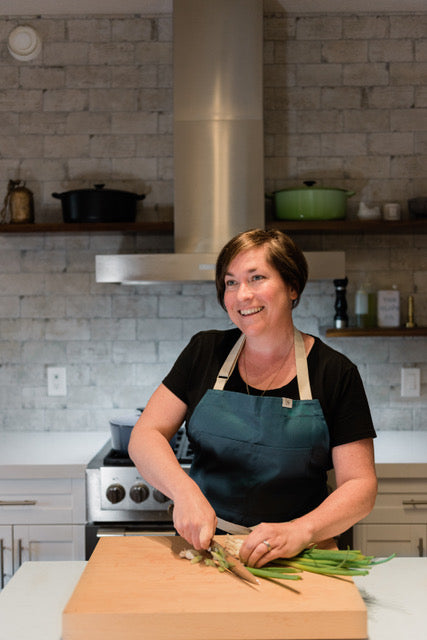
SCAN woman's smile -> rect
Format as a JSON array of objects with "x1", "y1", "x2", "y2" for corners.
[{"x1": 239, "y1": 306, "x2": 264, "y2": 317}]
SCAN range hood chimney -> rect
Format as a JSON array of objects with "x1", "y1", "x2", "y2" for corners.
[
  {"x1": 96, "y1": 0, "x2": 345, "y2": 284},
  {"x1": 97, "y1": 0, "x2": 264, "y2": 284}
]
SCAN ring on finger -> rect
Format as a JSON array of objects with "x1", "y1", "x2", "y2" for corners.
[{"x1": 262, "y1": 540, "x2": 271, "y2": 552}]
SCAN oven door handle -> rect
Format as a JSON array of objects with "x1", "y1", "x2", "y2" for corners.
[
  {"x1": 96, "y1": 528, "x2": 175, "y2": 538},
  {"x1": 96, "y1": 528, "x2": 126, "y2": 538}
]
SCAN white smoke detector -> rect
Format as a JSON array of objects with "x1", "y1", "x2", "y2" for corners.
[{"x1": 8, "y1": 26, "x2": 42, "y2": 61}]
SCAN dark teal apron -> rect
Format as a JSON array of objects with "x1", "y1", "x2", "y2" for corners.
[{"x1": 188, "y1": 328, "x2": 330, "y2": 528}]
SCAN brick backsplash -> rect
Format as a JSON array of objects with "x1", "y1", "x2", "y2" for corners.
[{"x1": 0, "y1": 10, "x2": 425, "y2": 432}]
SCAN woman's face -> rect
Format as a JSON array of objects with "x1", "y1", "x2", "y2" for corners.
[{"x1": 223, "y1": 245, "x2": 297, "y2": 338}]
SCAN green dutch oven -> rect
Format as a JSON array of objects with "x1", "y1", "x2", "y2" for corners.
[{"x1": 273, "y1": 181, "x2": 355, "y2": 221}]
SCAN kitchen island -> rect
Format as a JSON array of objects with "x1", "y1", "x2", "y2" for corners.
[
  {"x1": 0, "y1": 557, "x2": 425, "y2": 640},
  {"x1": 1, "y1": 431, "x2": 426, "y2": 639}
]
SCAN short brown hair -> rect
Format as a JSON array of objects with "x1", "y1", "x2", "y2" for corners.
[{"x1": 215, "y1": 228, "x2": 308, "y2": 310}]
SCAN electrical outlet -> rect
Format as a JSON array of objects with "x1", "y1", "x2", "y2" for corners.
[
  {"x1": 47, "y1": 367, "x2": 67, "y2": 396},
  {"x1": 401, "y1": 368, "x2": 420, "y2": 398}
]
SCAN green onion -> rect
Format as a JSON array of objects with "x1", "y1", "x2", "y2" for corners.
[
  {"x1": 263, "y1": 546, "x2": 395, "y2": 579},
  {"x1": 280, "y1": 560, "x2": 369, "y2": 577},
  {"x1": 247, "y1": 567, "x2": 302, "y2": 581},
  {"x1": 368, "y1": 554, "x2": 396, "y2": 565},
  {"x1": 180, "y1": 542, "x2": 395, "y2": 584}
]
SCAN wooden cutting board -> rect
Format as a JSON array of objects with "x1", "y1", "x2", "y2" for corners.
[{"x1": 62, "y1": 536, "x2": 367, "y2": 640}]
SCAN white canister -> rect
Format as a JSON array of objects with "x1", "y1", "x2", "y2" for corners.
[
  {"x1": 382, "y1": 202, "x2": 401, "y2": 221},
  {"x1": 377, "y1": 289, "x2": 400, "y2": 327}
]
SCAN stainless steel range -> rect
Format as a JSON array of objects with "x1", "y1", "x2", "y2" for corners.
[{"x1": 85, "y1": 427, "x2": 193, "y2": 558}]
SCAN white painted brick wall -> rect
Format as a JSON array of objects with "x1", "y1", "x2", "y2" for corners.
[{"x1": 0, "y1": 11, "x2": 425, "y2": 432}]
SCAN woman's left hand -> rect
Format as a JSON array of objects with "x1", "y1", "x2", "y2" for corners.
[{"x1": 238, "y1": 521, "x2": 311, "y2": 568}]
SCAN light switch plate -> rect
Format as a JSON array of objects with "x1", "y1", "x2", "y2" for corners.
[{"x1": 401, "y1": 368, "x2": 420, "y2": 398}]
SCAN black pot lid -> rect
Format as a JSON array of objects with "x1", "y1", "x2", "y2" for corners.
[{"x1": 52, "y1": 184, "x2": 146, "y2": 198}]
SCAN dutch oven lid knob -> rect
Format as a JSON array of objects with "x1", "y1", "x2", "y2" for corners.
[
  {"x1": 94, "y1": 184, "x2": 105, "y2": 190},
  {"x1": 303, "y1": 180, "x2": 316, "y2": 188}
]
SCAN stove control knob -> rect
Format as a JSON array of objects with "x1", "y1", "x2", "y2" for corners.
[
  {"x1": 129, "y1": 483, "x2": 149, "y2": 504},
  {"x1": 106, "y1": 483, "x2": 125, "y2": 504},
  {"x1": 153, "y1": 489, "x2": 169, "y2": 504}
]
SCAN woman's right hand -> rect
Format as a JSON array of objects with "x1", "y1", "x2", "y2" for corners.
[{"x1": 172, "y1": 488, "x2": 217, "y2": 551}]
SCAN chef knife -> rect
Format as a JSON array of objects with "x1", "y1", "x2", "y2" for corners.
[{"x1": 210, "y1": 537, "x2": 259, "y2": 585}]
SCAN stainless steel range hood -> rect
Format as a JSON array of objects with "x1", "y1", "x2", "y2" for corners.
[
  {"x1": 96, "y1": 0, "x2": 345, "y2": 284},
  {"x1": 96, "y1": 251, "x2": 345, "y2": 284}
]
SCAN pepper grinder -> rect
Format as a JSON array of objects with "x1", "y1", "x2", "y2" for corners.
[{"x1": 333, "y1": 277, "x2": 348, "y2": 329}]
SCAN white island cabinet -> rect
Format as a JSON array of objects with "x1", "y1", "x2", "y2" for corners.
[
  {"x1": 0, "y1": 432, "x2": 108, "y2": 589},
  {"x1": 353, "y1": 431, "x2": 427, "y2": 558}
]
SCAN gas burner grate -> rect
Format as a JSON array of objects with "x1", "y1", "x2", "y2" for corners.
[
  {"x1": 172, "y1": 428, "x2": 194, "y2": 464},
  {"x1": 101, "y1": 427, "x2": 194, "y2": 467},
  {"x1": 103, "y1": 449, "x2": 134, "y2": 467}
]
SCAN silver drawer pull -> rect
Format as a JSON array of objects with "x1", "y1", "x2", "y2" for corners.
[
  {"x1": 0, "y1": 539, "x2": 4, "y2": 589},
  {"x1": 402, "y1": 499, "x2": 427, "y2": 507},
  {"x1": 123, "y1": 530, "x2": 176, "y2": 537},
  {"x1": 18, "y1": 539, "x2": 23, "y2": 568},
  {"x1": 0, "y1": 500, "x2": 37, "y2": 506}
]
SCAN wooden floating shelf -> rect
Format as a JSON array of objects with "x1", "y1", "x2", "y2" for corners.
[
  {"x1": 0, "y1": 219, "x2": 425, "y2": 234},
  {"x1": 0, "y1": 221, "x2": 173, "y2": 234},
  {"x1": 325, "y1": 327, "x2": 427, "y2": 337},
  {"x1": 267, "y1": 218, "x2": 427, "y2": 234}
]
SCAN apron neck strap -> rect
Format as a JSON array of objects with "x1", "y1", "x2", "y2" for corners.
[
  {"x1": 213, "y1": 333, "x2": 245, "y2": 390},
  {"x1": 293, "y1": 327, "x2": 312, "y2": 400},
  {"x1": 213, "y1": 328, "x2": 313, "y2": 400}
]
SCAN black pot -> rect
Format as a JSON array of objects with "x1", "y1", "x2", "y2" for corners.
[
  {"x1": 408, "y1": 197, "x2": 427, "y2": 219},
  {"x1": 109, "y1": 414, "x2": 141, "y2": 453},
  {"x1": 109, "y1": 410, "x2": 180, "y2": 455},
  {"x1": 52, "y1": 184, "x2": 145, "y2": 223}
]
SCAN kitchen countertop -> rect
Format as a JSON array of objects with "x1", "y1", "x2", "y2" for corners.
[
  {"x1": 373, "y1": 430, "x2": 427, "y2": 477},
  {"x1": 0, "y1": 431, "x2": 109, "y2": 478},
  {"x1": 0, "y1": 557, "x2": 425, "y2": 640},
  {"x1": 1, "y1": 429, "x2": 426, "y2": 471}
]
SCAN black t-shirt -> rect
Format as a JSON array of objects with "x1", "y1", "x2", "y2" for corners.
[{"x1": 163, "y1": 328, "x2": 376, "y2": 449}]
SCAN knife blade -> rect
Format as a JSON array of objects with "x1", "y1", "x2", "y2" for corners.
[
  {"x1": 210, "y1": 537, "x2": 259, "y2": 585},
  {"x1": 216, "y1": 517, "x2": 253, "y2": 535}
]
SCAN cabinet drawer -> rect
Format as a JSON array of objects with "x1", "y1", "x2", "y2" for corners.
[
  {"x1": 0, "y1": 478, "x2": 84, "y2": 525},
  {"x1": 360, "y1": 491, "x2": 427, "y2": 525}
]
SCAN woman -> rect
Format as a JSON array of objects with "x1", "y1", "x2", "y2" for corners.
[{"x1": 129, "y1": 229, "x2": 377, "y2": 568}]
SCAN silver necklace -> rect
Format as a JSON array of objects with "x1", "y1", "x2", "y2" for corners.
[{"x1": 242, "y1": 340, "x2": 295, "y2": 396}]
